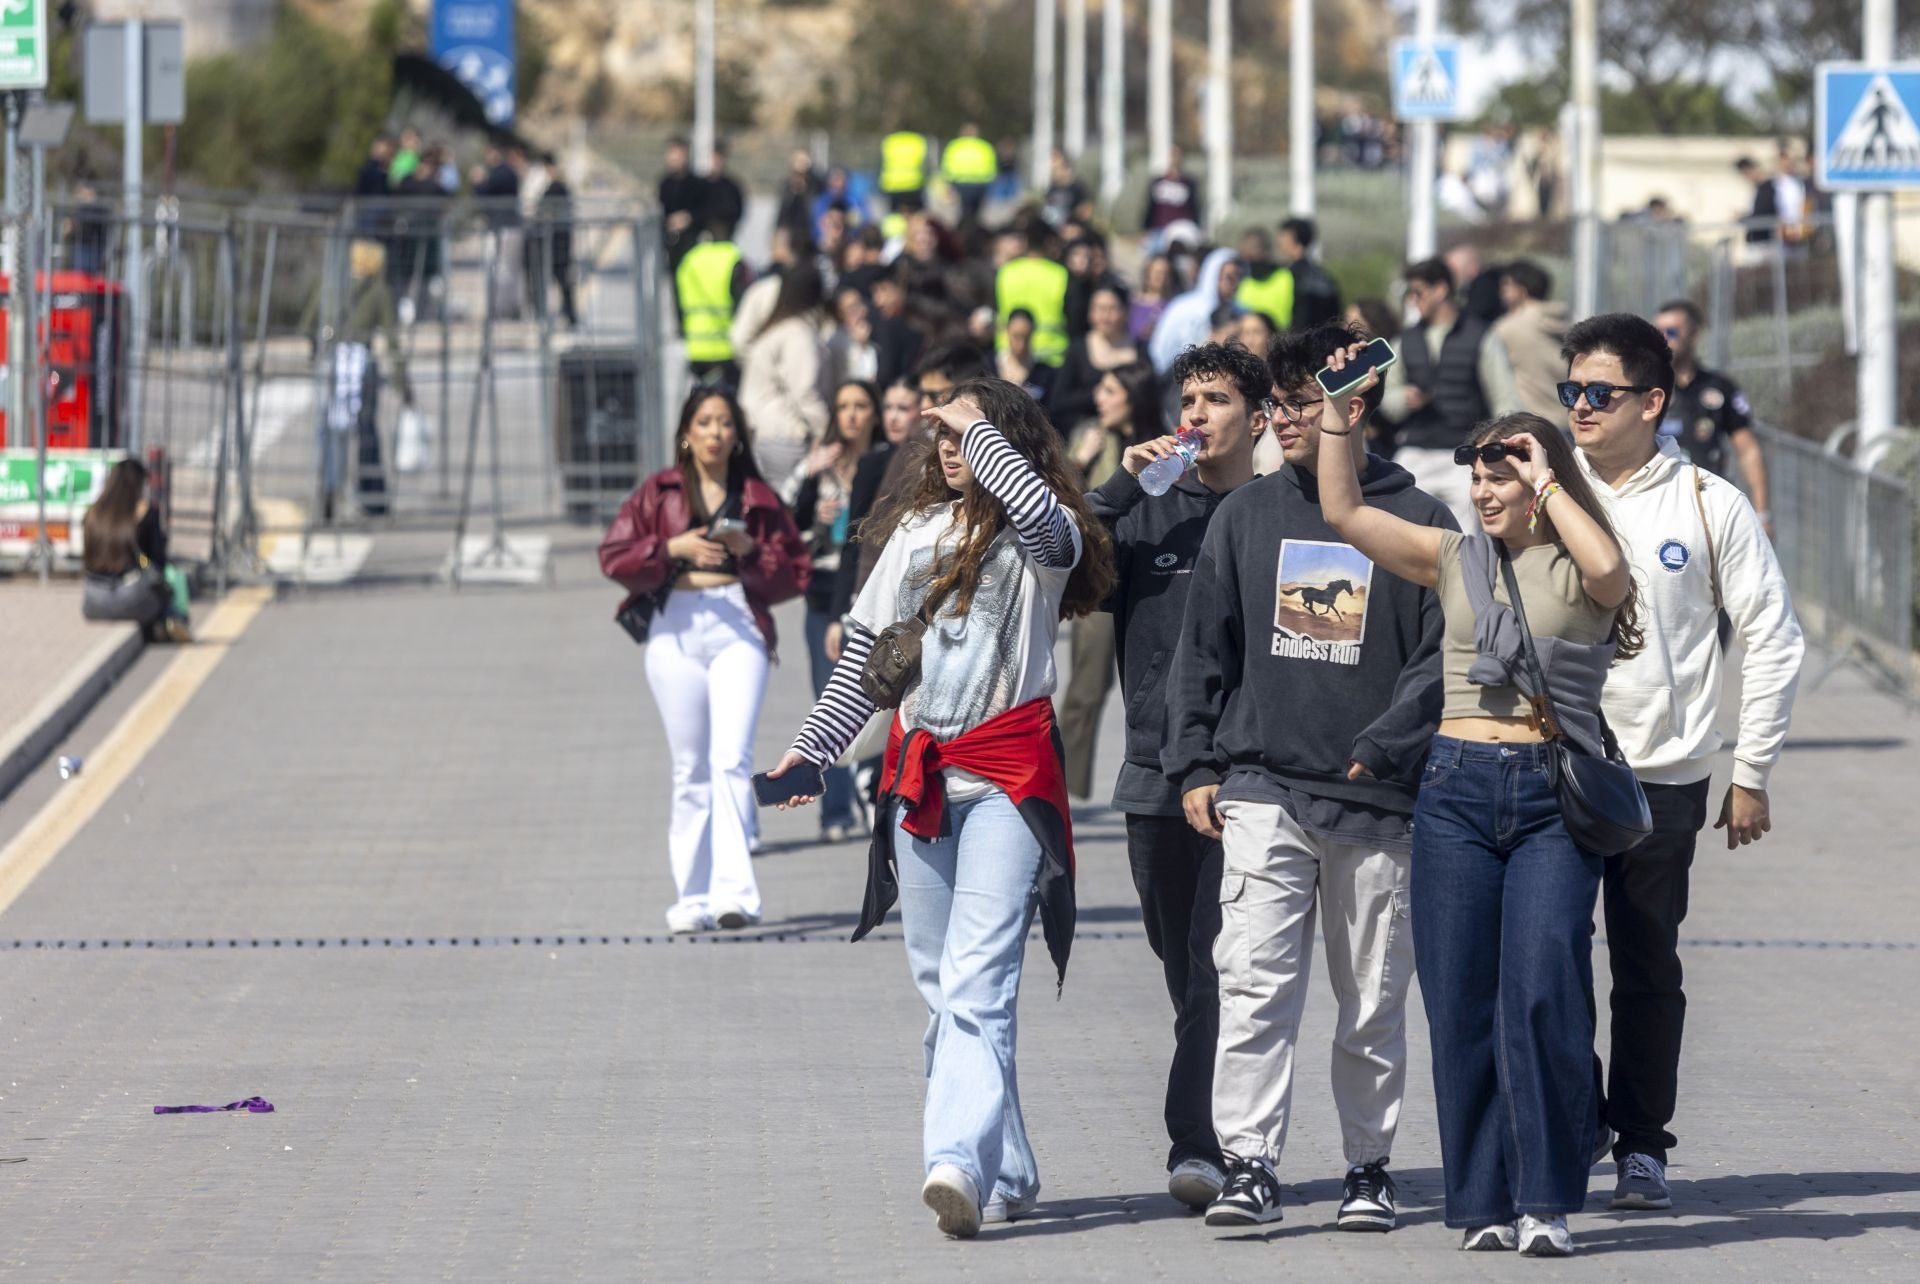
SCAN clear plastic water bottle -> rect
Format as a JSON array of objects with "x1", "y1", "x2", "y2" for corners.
[{"x1": 1139, "y1": 429, "x2": 1205, "y2": 496}]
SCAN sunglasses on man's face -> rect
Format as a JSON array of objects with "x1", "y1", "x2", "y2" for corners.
[
  {"x1": 1556, "y1": 380, "x2": 1653, "y2": 410},
  {"x1": 1453, "y1": 443, "x2": 1522, "y2": 467}
]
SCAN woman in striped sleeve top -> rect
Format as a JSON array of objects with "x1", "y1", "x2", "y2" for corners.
[{"x1": 764, "y1": 379, "x2": 1115, "y2": 1238}]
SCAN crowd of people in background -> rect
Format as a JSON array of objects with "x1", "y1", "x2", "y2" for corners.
[
  {"x1": 352, "y1": 129, "x2": 579, "y2": 328},
  {"x1": 604, "y1": 125, "x2": 1806, "y2": 1255}
]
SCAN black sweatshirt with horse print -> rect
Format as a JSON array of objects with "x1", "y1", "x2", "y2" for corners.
[{"x1": 1162, "y1": 455, "x2": 1456, "y2": 840}]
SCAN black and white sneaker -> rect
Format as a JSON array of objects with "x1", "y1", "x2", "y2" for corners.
[
  {"x1": 1337, "y1": 1161, "x2": 1397, "y2": 1231},
  {"x1": 1204, "y1": 1156, "x2": 1284, "y2": 1226},
  {"x1": 1460, "y1": 1222, "x2": 1518, "y2": 1252}
]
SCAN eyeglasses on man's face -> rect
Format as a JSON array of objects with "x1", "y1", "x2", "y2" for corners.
[{"x1": 1266, "y1": 396, "x2": 1325, "y2": 425}]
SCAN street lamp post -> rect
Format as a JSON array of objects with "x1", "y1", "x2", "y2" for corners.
[
  {"x1": 1033, "y1": 0, "x2": 1057, "y2": 191},
  {"x1": 1149, "y1": 0, "x2": 1172, "y2": 174},
  {"x1": 1858, "y1": 0, "x2": 1899, "y2": 456},
  {"x1": 1065, "y1": 0, "x2": 1087, "y2": 159},
  {"x1": 1290, "y1": 0, "x2": 1315, "y2": 218},
  {"x1": 1206, "y1": 0, "x2": 1232, "y2": 233},
  {"x1": 693, "y1": 0, "x2": 715, "y2": 176},
  {"x1": 1571, "y1": 0, "x2": 1601, "y2": 317},
  {"x1": 1406, "y1": 0, "x2": 1438, "y2": 261},
  {"x1": 1100, "y1": 0, "x2": 1124, "y2": 203}
]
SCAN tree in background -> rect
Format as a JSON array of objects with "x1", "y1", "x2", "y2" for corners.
[
  {"x1": 319, "y1": 0, "x2": 404, "y2": 186},
  {"x1": 1463, "y1": 0, "x2": 1920, "y2": 135},
  {"x1": 797, "y1": 0, "x2": 1034, "y2": 139}
]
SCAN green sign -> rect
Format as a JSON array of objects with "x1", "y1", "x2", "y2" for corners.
[
  {"x1": 0, "y1": 0, "x2": 48, "y2": 91},
  {"x1": 0, "y1": 450, "x2": 122, "y2": 507}
]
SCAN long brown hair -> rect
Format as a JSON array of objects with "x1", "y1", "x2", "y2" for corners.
[
  {"x1": 82, "y1": 458, "x2": 148, "y2": 574},
  {"x1": 866, "y1": 378, "x2": 1116, "y2": 619},
  {"x1": 673, "y1": 387, "x2": 765, "y2": 521},
  {"x1": 1467, "y1": 413, "x2": 1644, "y2": 661}
]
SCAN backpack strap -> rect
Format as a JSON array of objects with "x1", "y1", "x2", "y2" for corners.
[{"x1": 1691, "y1": 465, "x2": 1724, "y2": 613}]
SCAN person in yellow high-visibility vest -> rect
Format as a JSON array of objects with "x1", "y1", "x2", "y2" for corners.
[
  {"x1": 1234, "y1": 226, "x2": 1296, "y2": 333},
  {"x1": 879, "y1": 130, "x2": 930, "y2": 213},
  {"x1": 676, "y1": 228, "x2": 749, "y2": 384},
  {"x1": 994, "y1": 225, "x2": 1070, "y2": 367},
  {"x1": 941, "y1": 122, "x2": 999, "y2": 228}
]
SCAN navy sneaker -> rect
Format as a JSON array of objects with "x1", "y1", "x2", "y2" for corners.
[{"x1": 1610, "y1": 1152, "x2": 1673, "y2": 1210}]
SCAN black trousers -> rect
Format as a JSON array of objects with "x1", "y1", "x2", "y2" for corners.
[
  {"x1": 1125, "y1": 813, "x2": 1225, "y2": 1171},
  {"x1": 1592, "y1": 777, "x2": 1711, "y2": 1164}
]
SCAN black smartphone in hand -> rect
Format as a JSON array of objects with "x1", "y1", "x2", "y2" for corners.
[
  {"x1": 753, "y1": 764, "x2": 825, "y2": 806},
  {"x1": 1316, "y1": 336, "x2": 1398, "y2": 398}
]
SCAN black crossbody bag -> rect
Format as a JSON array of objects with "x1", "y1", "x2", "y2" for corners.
[{"x1": 1499, "y1": 546, "x2": 1653, "y2": 857}]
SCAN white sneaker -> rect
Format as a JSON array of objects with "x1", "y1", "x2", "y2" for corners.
[
  {"x1": 712, "y1": 905, "x2": 761, "y2": 930},
  {"x1": 1517, "y1": 1213, "x2": 1574, "y2": 1257},
  {"x1": 1168, "y1": 1157, "x2": 1226, "y2": 1211},
  {"x1": 1461, "y1": 1222, "x2": 1518, "y2": 1251},
  {"x1": 922, "y1": 1163, "x2": 982, "y2": 1238},
  {"x1": 664, "y1": 904, "x2": 714, "y2": 934},
  {"x1": 981, "y1": 1189, "x2": 1038, "y2": 1224}
]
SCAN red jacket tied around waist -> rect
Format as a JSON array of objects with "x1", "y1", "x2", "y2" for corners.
[{"x1": 856, "y1": 698, "x2": 1079, "y2": 988}]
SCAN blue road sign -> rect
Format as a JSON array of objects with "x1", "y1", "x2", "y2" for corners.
[
  {"x1": 1817, "y1": 63, "x2": 1920, "y2": 191},
  {"x1": 431, "y1": 0, "x2": 517, "y2": 127},
  {"x1": 1392, "y1": 38, "x2": 1463, "y2": 123}
]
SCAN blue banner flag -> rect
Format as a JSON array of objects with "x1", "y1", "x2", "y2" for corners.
[{"x1": 431, "y1": 0, "x2": 517, "y2": 127}]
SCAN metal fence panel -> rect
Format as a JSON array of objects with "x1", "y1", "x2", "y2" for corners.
[
  {"x1": 3, "y1": 193, "x2": 666, "y2": 590},
  {"x1": 1759, "y1": 424, "x2": 1914, "y2": 696}
]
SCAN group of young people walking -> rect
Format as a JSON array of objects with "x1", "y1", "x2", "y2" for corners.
[{"x1": 610, "y1": 299, "x2": 1802, "y2": 1254}]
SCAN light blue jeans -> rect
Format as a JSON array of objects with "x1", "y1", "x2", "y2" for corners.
[{"x1": 894, "y1": 787, "x2": 1044, "y2": 1207}]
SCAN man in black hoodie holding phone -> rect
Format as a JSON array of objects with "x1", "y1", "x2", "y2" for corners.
[
  {"x1": 1164, "y1": 323, "x2": 1454, "y2": 1231},
  {"x1": 1088, "y1": 341, "x2": 1271, "y2": 1214}
]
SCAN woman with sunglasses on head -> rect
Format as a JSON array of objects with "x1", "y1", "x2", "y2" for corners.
[
  {"x1": 599, "y1": 388, "x2": 812, "y2": 935},
  {"x1": 761, "y1": 380, "x2": 1116, "y2": 1239},
  {"x1": 1315, "y1": 344, "x2": 1643, "y2": 1257}
]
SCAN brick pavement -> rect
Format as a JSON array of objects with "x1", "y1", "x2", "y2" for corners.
[
  {"x1": 0, "y1": 546, "x2": 1916, "y2": 1279},
  {"x1": 0, "y1": 582, "x2": 143, "y2": 802}
]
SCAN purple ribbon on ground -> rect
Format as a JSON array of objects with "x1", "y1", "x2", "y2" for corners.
[{"x1": 153, "y1": 1097, "x2": 275, "y2": 1115}]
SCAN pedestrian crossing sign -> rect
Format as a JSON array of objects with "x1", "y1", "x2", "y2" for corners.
[
  {"x1": 1817, "y1": 63, "x2": 1920, "y2": 190},
  {"x1": 1392, "y1": 38, "x2": 1463, "y2": 123}
]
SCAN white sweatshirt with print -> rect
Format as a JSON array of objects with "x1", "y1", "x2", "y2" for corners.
[{"x1": 1577, "y1": 438, "x2": 1805, "y2": 790}]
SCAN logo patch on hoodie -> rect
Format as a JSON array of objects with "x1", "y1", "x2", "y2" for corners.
[
  {"x1": 1271, "y1": 539, "x2": 1372, "y2": 665},
  {"x1": 1657, "y1": 539, "x2": 1691, "y2": 572}
]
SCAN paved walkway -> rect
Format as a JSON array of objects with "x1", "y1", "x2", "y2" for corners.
[
  {"x1": 0, "y1": 582, "x2": 142, "y2": 803},
  {"x1": 0, "y1": 545, "x2": 1916, "y2": 1279}
]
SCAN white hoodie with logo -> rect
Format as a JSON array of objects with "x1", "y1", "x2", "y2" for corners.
[{"x1": 1577, "y1": 438, "x2": 1805, "y2": 790}]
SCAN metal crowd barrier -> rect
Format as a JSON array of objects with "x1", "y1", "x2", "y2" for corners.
[
  {"x1": 2, "y1": 193, "x2": 669, "y2": 591},
  {"x1": 1759, "y1": 424, "x2": 1915, "y2": 697}
]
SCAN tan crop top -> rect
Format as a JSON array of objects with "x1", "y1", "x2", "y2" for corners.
[{"x1": 1433, "y1": 530, "x2": 1615, "y2": 722}]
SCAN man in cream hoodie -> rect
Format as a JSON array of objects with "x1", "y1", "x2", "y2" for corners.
[{"x1": 1561, "y1": 313, "x2": 1804, "y2": 1213}]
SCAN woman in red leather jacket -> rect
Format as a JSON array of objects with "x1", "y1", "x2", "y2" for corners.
[{"x1": 600, "y1": 387, "x2": 811, "y2": 934}]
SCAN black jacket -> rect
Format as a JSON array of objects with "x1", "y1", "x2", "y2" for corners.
[
  {"x1": 829, "y1": 440, "x2": 902, "y2": 619},
  {"x1": 1089, "y1": 467, "x2": 1233, "y2": 778},
  {"x1": 1398, "y1": 314, "x2": 1493, "y2": 450},
  {"x1": 1162, "y1": 458, "x2": 1454, "y2": 819},
  {"x1": 1289, "y1": 258, "x2": 1343, "y2": 329}
]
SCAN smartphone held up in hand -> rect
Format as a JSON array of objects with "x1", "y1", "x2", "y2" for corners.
[
  {"x1": 708, "y1": 517, "x2": 748, "y2": 538},
  {"x1": 752, "y1": 763, "x2": 825, "y2": 807},
  {"x1": 1316, "y1": 337, "x2": 1398, "y2": 398}
]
